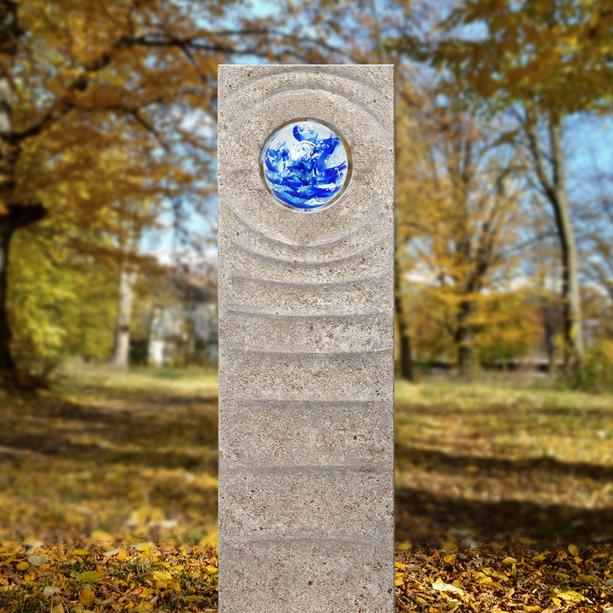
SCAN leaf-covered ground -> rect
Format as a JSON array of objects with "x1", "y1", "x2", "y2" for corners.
[
  {"x1": 0, "y1": 367, "x2": 611, "y2": 612},
  {"x1": 0, "y1": 542, "x2": 218, "y2": 613}
]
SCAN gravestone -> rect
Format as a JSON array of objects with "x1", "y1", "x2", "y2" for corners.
[{"x1": 217, "y1": 64, "x2": 395, "y2": 612}]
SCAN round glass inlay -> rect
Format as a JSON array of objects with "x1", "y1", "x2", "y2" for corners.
[{"x1": 260, "y1": 120, "x2": 350, "y2": 211}]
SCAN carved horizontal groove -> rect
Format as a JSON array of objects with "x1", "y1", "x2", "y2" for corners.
[
  {"x1": 222, "y1": 344, "x2": 391, "y2": 357},
  {"x1": 228, "y1": 271, "x2": 388, "y2": 288},
  {"x1": 220, "y1": 399, "x2": 389, "y2": 411},
  {"x1": 222, "y1": 536, "x2": 390, "y2": 549},
  {"x1": 224, "y1": 205, "x2": 390, "y2": 253},
  {"x1": 222, "y1": 201, "x2": 388, "y2": 249},
  {"x1": 225, "y1": 234, "x2": 388, "y2": 267},
  {"x1": 221, "y1": 463, "x2": 388, "y2": 474},
  {"x1": 224, "y1": 308, "x2": 389, "y2": 321}
]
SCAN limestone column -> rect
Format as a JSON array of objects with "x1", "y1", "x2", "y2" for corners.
[{"x1": 218, "y1": 64, "x2": 395, "y2": 613}]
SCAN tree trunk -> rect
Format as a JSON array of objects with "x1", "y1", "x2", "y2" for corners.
[
  {"x1": 0, "y1": 223, "x2": 15, "y2": 376},
  {"x1": 455, "y1": 299, "x2": 477, "y2": 379},
  {"x1": 548, "y1": 115, "x2": 584, "y2": 375},
  {"x1": 111, "y1": 264, "x2": 136, "y2": 368},
  {"x1": 526, "y1": 110, "x2": 585, "y2": 381},
  {"x1": 0, "y1": 2, "x2": 19, "y2": 383},
  {"x1": 394, "y1": 250, "x2": 414, "y2": 381},
  {"x1": 0, "y1": 205, "x2": 47, "y2": 383},
  {"x1": 543, "y1": 317, "x2": 557, "y2": 374},
  {"x1": 398, "y1": 327, "x2": 414, "y2": 381}
]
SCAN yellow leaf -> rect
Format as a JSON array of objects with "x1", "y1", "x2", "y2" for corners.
[
  {"x1": 16, "y1": 561, "x2": 29, "y2": 570},
  {"x1": 394, "y1": 562, "x2": 407, "y2": 570},
  {"x1": 477, "y1": 573, "x2": 494, "y2": 585},
  {"x1": 577, "y1": 574, "x2": 598, "y2": 584},
  {"x1": 432, "y1": 578, "x2": 465, "y2": 595},
  {"x1": 77, "y1": 570, "x2": 104, "y2": 583},
  {"x1": 80, "y1": 586, "x2": 95, "y2": 607},
  {"x1": 555, "y1": 589, "x2": 587, "y2": 603},
  {"x1": 51, "y1": 604, "x2": 64, "y2": 613},
  {"x1": 443, "y1": 553, "x2": 456, "y2": 564},
  {"x1": 502, "y1": 556, "x2": 517, "y2": 565},
  {"x1": 103, "y1": 547, "x2": 127, "y2": 560},
  {"x1": 205, "y1": 565, "x2": 217, "y2": 574},
  {"x1": 568, "y1": 544, "x2": 579, "y2": 556}
]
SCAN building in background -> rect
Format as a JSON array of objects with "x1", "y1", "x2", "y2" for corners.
[{"x1": 145, "y1": 262, "x2": 218, "y2": 367}]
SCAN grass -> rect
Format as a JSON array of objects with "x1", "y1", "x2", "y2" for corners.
[
  {"x1": 395, "y1": 379, "x2": 612, "y2": 545},
  {"x1": 0, "y1": 366, "x2": 611, "y2": 611}
]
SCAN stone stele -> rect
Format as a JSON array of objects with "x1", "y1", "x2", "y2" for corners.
[{"x1": 217, "y1": 64, "x2": 395, "y2": 613}]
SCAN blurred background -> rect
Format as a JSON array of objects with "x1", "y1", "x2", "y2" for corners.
[{"x1": 0, "y1": 0, "x2": 611, "y2": 577}]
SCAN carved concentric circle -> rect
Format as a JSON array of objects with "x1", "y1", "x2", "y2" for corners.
[{"x1": 218, "y1": 68, "x2": 392, "y2": 247}]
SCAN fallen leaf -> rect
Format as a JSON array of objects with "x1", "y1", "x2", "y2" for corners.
[
  {"x1": 555, "y1": 589, "x2": 587, "y2": 603},
  {"x1": 27, "y1": 555, "x2": 44, "y2": 566},
  {"x1": 80, "y1": 586, "x2": 95, "y2": 607},
  {"x1": 432, "y1": 578, "x2": 465, "y2": 595},
  {"x1": 77, "y1": 570, "x2": 104, "y2": 583}
]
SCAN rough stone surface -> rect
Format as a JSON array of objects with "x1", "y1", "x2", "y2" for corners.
[{"x1": 218, "y1": 64, "x2": 395, "y2": 613}]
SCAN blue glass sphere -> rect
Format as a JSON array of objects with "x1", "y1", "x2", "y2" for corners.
[{"x1": 261, "y1": 120, "x2": 350, "y2": 211}]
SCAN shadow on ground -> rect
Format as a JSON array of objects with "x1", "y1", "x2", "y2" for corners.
[
  {"x1": 0, "y1": 382, "x2": 219, "y2": 543},
  {"x1": 395, "y1": 388, "x2": 613, "y2": 546},
  {"x1": 0, "y1": 376, "x2": 611, "y2": 547},
  {"x1": 396, "y1": 485, "x2": 613, "y2": 545}
]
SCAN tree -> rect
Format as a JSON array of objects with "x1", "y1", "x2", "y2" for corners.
[
  {"x1": 397, "y1": 95, "x2": 524, "y2": 377},
  {"x1": 395, "y1": 82, "x2": 425, "y2": 382},
  {"x1": 393, "y1": 0, "x2": 613, "y2": 378},
  {"x1": 9, "y1": 221, "x2": 119, "y2": 383},
  {"x1": 0, "y1": 0, "x2": 301, "y2": 384}
]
